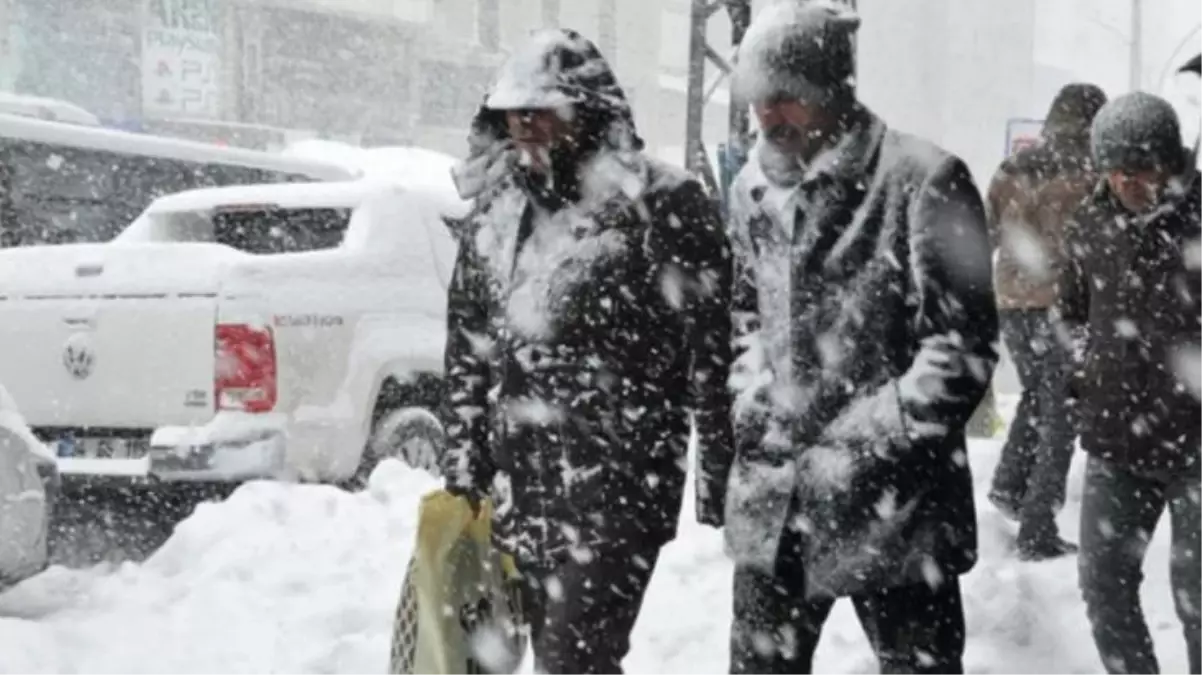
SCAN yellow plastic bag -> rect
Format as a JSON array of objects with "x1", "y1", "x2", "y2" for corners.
[{"x1": 390, "y1": 490, "x2": 525, "y2": 674}]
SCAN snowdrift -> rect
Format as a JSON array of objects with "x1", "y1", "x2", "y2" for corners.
[{"x1": 0, "y1": 443, "x2": 1189, "y2": 673}]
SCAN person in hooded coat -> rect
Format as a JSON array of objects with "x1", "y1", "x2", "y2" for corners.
[
  {"x1": 1057, "y1": 91, "x2": 1201, "y2": 675},
  {"x1": 985, "y1": 83, "x2": 1108, "y2": 560},
  {"x1": 708, "y1": 4, "x2": 998, "y2": 673},
  {"x1": 439, "y1": 28, "x2": 734, "y2": 674}
]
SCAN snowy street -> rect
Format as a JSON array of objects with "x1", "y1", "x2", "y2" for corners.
[{"x1": 0, "y1": 437, "x2": 1189, "y2": 674}]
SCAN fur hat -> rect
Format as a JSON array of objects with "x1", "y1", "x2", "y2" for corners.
[{"x1": 732, "y1": 0, "x2": 861, "y2": 107}]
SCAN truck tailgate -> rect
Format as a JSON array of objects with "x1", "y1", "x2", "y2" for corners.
[{"x1": 0, "y1": 243, "x2": 235, "y2": 430}]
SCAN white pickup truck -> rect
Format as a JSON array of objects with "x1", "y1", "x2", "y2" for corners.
[{"x1": 0, "y1": 178, "x2": 465, "y2": 489}]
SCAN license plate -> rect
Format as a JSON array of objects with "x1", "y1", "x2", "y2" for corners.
[{"x1": 56, "y1": 436, "x2": 150, "y2": 459}]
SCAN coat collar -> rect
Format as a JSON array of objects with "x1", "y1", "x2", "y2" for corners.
[{"x1": 753, "y1": 106, "x2": 886, "y2": 189}]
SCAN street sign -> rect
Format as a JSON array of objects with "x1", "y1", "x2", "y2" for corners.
[
  {"x1": 1005, "y1": 118, "x2": 1044, "y2": 157},
  {"x1": 141, "y1": 0, "x2": 222, "y2": 119}
]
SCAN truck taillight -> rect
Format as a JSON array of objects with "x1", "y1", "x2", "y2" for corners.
[{"x1": 215, "y1": 323, "x2": 277, "y2": 413}]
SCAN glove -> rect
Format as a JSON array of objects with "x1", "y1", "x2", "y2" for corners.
[{"x1": 797, "y1": 445, "x2": 858, "y2": 498}]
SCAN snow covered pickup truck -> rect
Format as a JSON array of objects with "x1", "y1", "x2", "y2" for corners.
[{"x1": 0, "y1": 178, "x2": 465, "y2": 489}]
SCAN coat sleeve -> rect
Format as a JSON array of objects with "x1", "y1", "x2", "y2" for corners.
[
  {"x1": 1052, "y1": 203, "x2": 1093, "y2": 373},
  {"x1": 984, "y1": 161, "x2": 1017, "y2": 251},
  {"x1": 439, "y1": 229, "x2": 497, "y2": 493},
  {"x1": 829, "y1": 156, "x2": 999, "y2": 455},
  {"x1": 660, "y1": 180, "x2": 736, "y2": 523}
]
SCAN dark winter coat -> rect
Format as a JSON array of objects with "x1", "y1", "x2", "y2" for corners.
[
  {"x1": 716, "y1": 106, "x2": 998, "y2": 597},
  {"x1": 441, "y1": 29, "x2": 734, "y2": 565},
  {"x1": 987, "y1": 84, "x2": 1106, "y2": 310},
  {"x1": 1056, "y1": 172, "x2": 1201, "y2": 477}
]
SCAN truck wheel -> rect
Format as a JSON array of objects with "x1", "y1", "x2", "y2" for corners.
[
  {"x1": 347, "y1": 405, "x2": 445, "y2": 492},
  {"x1": 371, "y1": 407, "x2": 444, "y2": 475}
]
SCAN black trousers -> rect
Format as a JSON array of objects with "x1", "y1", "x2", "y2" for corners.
[
  {"x1": 729, "y1": 529, "x2": 966, "y2": 674},
  {"x1": 1079, "y1": 456, "x2": 1202, "y2": 674},
  {"x1": 516, "y1": 546, "x2": 660, "y2": 674},
  {"x1": 991, "y1": 308, "x2": 1076, "y2": 539}
]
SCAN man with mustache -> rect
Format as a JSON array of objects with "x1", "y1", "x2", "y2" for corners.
[{"x1": 708, "y1": 3, "x2": 998, "y2": 673}]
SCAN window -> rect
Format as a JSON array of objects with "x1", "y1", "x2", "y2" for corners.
[
  {"x1": 2, "y1": 142, "x2": 118, "y2": 244},
  {"x1": 138, "y1": 207, "x2": 353, "y2": 254}
]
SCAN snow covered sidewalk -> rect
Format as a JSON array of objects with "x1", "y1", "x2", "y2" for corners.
[{"x1": 0, "y1": 441, "x2": 1189, "y2": 674}]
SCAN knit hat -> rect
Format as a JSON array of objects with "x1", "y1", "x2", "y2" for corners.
[
  {"x1": 732, "y1": 0, "x2": 861, "y2": 107},
  {"x1": 1090, "y1": 92, "x2": 1186, "y2": 173}
]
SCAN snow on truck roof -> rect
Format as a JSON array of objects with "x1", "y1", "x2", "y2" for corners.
[
  {"x1": 0, "y1": 113, "x2": 356, "y2": 181},
  {"x1": 146, "y1": 178, "x2": 468, "y2": 215},
  {"x1": 0, "y1": 92, "x2": 102, "y2": 126}
]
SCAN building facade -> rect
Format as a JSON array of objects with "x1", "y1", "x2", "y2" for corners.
[{"x1": 0, "y1": 0, "x2": 668, "y2": 157}]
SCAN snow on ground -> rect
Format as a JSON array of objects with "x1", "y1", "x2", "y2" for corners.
[{"x1": 0, "y1": 437, "x2": 1190, "y2": 674}]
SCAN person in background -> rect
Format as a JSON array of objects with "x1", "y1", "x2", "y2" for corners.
[
  {"x1": 440, "y1": 28, "x2": 734, "y2": 674},
  {"x1": 711, "y1": 2, "x2": 997, "y2": 672},
  {"x1": 1057, "y1": 91, "x2": 1201, "y2": 675},
  {"x1": 985, "y1": 83, "x2": 1108, "y2": 560}
]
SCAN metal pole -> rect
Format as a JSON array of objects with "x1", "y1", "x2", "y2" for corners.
[
  {"x1": 685, "y1": 0, "x2": 709, "y2": 184},
  {"x1": 1130, "y1": 0, "x2": 1142, "y2": 90},
  {"x1": 727, "y1": 0, "x2": 752, "y2": 157}
]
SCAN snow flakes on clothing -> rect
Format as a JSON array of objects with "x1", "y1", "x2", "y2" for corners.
[
  {"x1": 732, "y1": 0, "x2": 860, "y2": 106},
  {"x1": 440, "y1": 30, "x2": 733, "y2": 567},
  {"x1": 717, "y1": 106, "x2": 997, "y2": 591},
  {"x1": 485, "y1": 30, "x2": 585, "y2": 112},
  {"x1": 505, "y1": 207, "x2": 629, "y2": 341},
  {"x1": 452, "y1": 27, "x2": 645, "y2": 203}
]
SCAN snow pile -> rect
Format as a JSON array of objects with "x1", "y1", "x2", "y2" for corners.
[
  {"x1": 0, "y1": 442, "x2": 1191, "y2": 673},
  {"x1": 0, "y1": 461, "x2": 439, "y2": 673}
]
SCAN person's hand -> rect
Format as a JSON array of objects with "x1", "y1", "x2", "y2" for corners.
[
  {"x1": 445, "y1": 482, "x2": 486, "y2": 519},
  {"x1": 797, "y1": 445, "x2": 857, "y2": 497}
]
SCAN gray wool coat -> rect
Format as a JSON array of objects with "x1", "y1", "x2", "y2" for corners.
[{"x1": 709, "y1": 107, "x2": 999, "y2": 598}]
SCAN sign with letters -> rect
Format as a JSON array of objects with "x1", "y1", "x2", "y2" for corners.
[{"x1": 141, "y1": 0, "x2": 221, "y2": 119}]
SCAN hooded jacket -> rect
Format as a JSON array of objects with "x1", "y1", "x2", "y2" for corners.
[
  {"x1": 440, "y1": 29, "x2": 734, "y2": 564},
  {"x1": 1057, "y1": 172, "x2": 1201, "y2": 477},
  {"x1": 987, "y1": 83, "x2": 1107, "y2": 310}
]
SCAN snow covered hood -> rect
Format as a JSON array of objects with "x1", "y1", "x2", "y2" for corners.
[{"x1": 453, "y1": 28, "x2": 644, "y2": 200}]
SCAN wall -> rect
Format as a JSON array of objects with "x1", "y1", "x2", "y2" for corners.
[{"x1": 858, "y1": 0, "x2": 1038, "y2": 185}]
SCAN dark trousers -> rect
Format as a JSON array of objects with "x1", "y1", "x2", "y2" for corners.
[
  {"x1": 729, "y1": 531, "x2": 966, "y2": 674},
  {"x1": 991, "y1": 309, "x2": 1076, "y2": 539},
  {"x1": 1079, "y1": 456, "x2": 1202, "y2": 674},
  {"x1": 517, "y1": 546, "x2": 659, "y2": 674}
]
